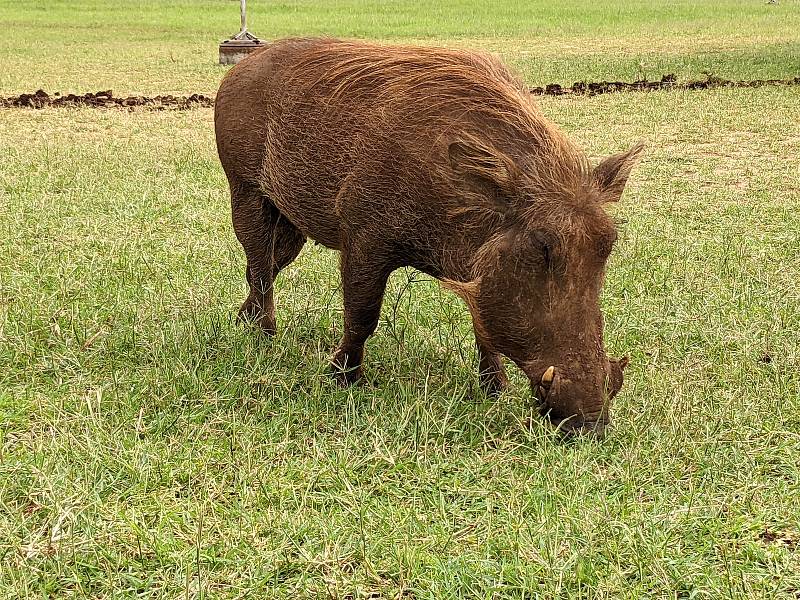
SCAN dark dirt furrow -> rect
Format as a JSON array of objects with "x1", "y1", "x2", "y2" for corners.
[
  {"x1": 528, "y1": 73, "x2": 800, "y2": 96},
  {"x1": 2, "y1": 75, "x2": 798, "y2": 110},
  {"x1": 0, "y1": 89, "x2": 213, "y2": 110}
]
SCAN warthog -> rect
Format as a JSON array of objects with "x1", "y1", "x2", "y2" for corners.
[{"x1": 214, "y1": 38, "x2": 642, "y2": 437}]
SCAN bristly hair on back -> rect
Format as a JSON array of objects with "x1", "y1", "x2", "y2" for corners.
[{"x1": 285, "y1": 38, "x2": 594, "y2": 215}]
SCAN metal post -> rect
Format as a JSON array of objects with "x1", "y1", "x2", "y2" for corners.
[{"x1": 219, "y1": 0, "x2": 264, "y2": 64}]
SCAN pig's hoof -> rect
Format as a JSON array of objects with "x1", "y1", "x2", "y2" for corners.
[
  {"x1": 330, "y1": 344, "x2": 364, "y2": 387},
  {"x1": 330, "y1": 362, "x2": 363, "y2": 387},
  {"x1": 479, "y1": 372, "x2": 508, "y2": 396},
  {"x1": 330, "y1": 351, "x2": 363, "y2": 387},
  {"x1": 237, "y1": 299, "x2": 276, "y2": 335},
  {"x1": 481, "y1": 378, "x2": 508, "y2": 397}
]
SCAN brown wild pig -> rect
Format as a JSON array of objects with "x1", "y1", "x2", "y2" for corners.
[{"x1": 214, "y1": 38, "x2": 642, "y2": 438}]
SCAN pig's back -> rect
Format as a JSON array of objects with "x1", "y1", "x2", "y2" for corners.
[{"x1": 215, "y1": 38, "x2": 568, "y2": 250}]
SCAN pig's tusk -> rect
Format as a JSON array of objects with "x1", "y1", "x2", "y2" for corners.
[{"x1": 541, "y1": 366, "x2": 555, "y2": 386}]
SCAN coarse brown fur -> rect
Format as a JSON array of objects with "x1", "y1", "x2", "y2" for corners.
[{"x1": 214, "y1": 38, "x2": 643, "y2": 437}]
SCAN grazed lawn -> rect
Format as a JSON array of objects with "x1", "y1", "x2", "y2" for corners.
[
  {"x1": 0, "y1": 0, "x2": 799, "y2": 95},
  {"x1": 2, "y1": 1, "x2": 800, "y2": 598},
  {"x1": 1, "y1": 85, "x2": 799, "y2": 597}
]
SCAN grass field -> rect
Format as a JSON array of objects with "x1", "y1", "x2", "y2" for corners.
[
  {"x1": 2, "y1": 1, "x2": 800, "y2": 598},
  {"x1": 1, "y1": 0, "x2": 799, "y2": 95}
]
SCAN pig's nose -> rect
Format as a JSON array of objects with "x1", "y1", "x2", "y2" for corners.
[{"x1": 555, "y1": 417, "x2": 607, "y2": 441}]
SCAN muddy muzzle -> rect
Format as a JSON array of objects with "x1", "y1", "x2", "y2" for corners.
[{"x1": 534, "y1": 365, "x2": 612, "y2": 439}]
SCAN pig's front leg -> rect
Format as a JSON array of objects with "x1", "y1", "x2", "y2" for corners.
[{"x1": 476, "y1": 334, "x2": 508, "y2": 395}]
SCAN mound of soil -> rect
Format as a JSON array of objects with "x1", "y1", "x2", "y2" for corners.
[
  {"x1": 530, "y1": 74, "x2": 800, "y2": 96},
  {"x1": 0, "y1": 89, "x2": 213, "y2": 110},
  {"x1": 2, "y1": 75, "x2": 798, "y2": 110}
]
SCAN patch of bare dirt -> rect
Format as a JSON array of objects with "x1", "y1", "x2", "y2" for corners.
[
  {"x1": 759, "y1": 528, "x2": 799, "y2": 550},
  {"x1": 2, "y1": 74, "x2": 798, "y2": 110},
  {"x1": 529, "y1": 74, "x2": 800, "y2": 97},
  {"x1": 0, "y1": 89, "x2": 213, "y2": 110}
]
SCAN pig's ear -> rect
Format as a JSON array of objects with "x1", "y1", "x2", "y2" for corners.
[
  {"x1": 448, "y1": 137, "x2": 519, "y2": 212},
  {"x1": 592, "y1": 142, "x2": 644, "y2": 202}
]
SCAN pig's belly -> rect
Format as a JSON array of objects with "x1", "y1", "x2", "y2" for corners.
[{"x1": 263, "y1": 161, "x2": 345, "y2": 250}]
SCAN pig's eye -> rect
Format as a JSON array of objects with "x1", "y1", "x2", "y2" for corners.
[{"x1": 531, "y1": 230, "x2": 561, "y2": 272}]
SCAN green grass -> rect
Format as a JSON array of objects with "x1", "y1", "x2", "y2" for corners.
[
  {"x1": 2, "y1": 1, "x2": 800, "y2": 598},
  {"x1": 0, "y1": 0, "x2": 799, "y2": 95},
  {"x1": 2, "y1": 87, "x2": 799, "y2": 598}
]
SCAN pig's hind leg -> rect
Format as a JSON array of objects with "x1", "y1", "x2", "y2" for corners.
[
  {"x1": 231, "y1": 180, "x2": 305, "y2": 334},
  {"x1": 331, "y1": 242, "x2": 394, "y2": 386}
]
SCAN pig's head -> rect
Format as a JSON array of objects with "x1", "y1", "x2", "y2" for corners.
[{"x1": 446, "y1": 137, "x2": 643, "y2": 438}]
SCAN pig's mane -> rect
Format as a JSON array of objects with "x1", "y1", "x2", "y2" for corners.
[{"x1": 286, "y1": 39, "x2": 596, "y2": 225}]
